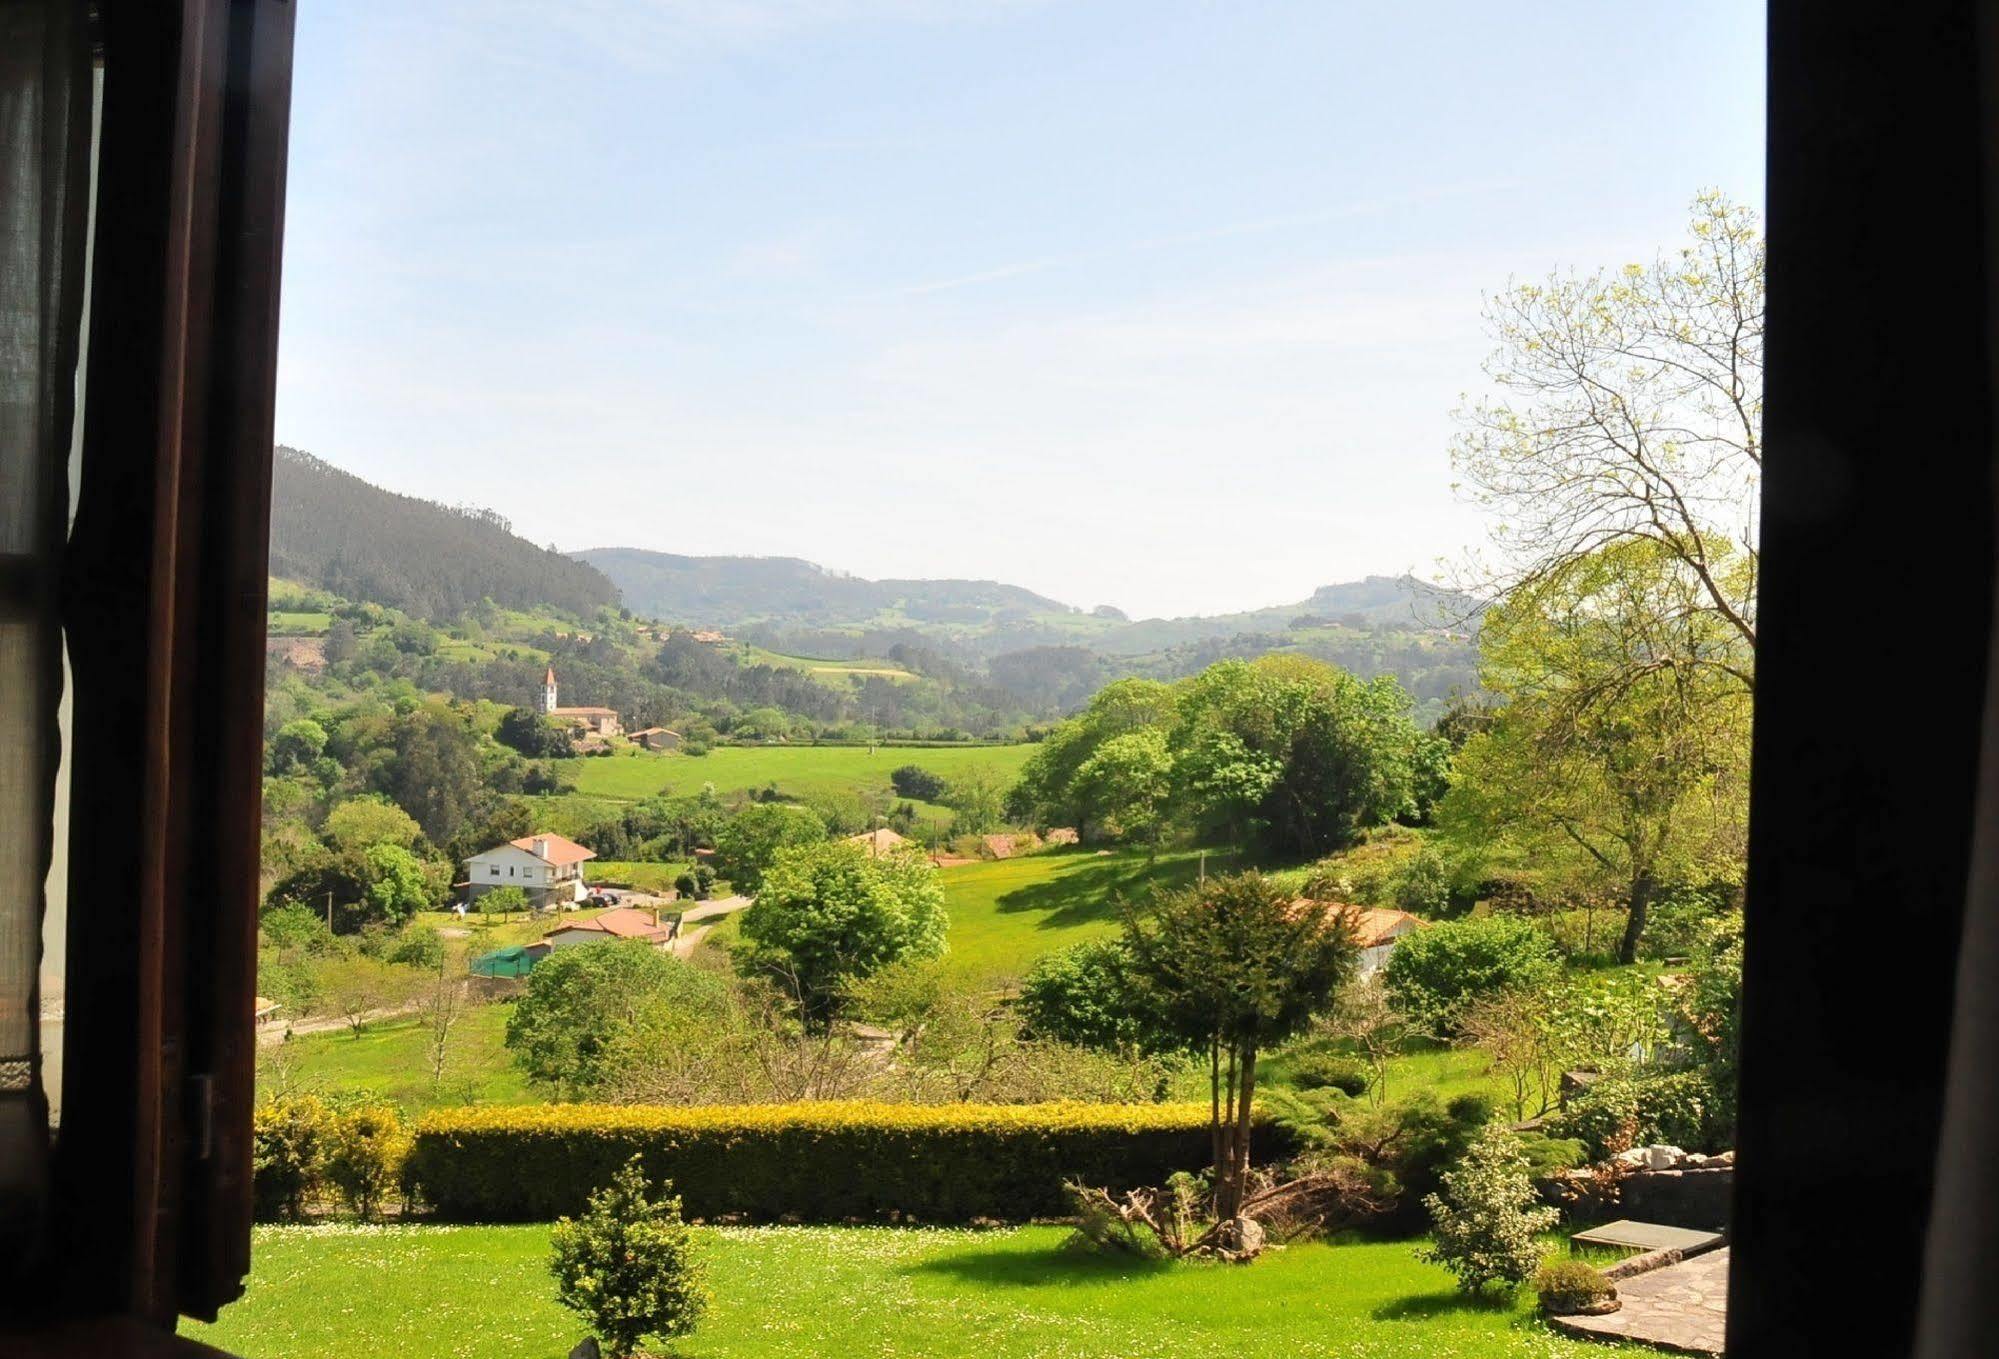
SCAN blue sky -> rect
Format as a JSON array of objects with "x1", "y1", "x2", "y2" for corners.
[{"x1": 278, "y1": 1, "x2": 1764, "y2": 618}]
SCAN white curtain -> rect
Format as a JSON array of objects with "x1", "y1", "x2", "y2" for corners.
[{"x1": 0, "y1": 0, "x2": 91, "y2": 1260}]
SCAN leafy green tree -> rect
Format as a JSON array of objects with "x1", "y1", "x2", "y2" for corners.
[
  {"x1": 1452, "y1": 191, "x2": 1762, "y2": 671},
  {"x1": 1439, "y1": 540, "x2": 1753, "y2": 961},
  {"x1": 1017, "y1": 938, "x2": 1172, "y2": 1054},
  {"x1": 1121, "y1": 871, "x2": 1358, "y2": 1223},
  {"x1": 358, "y1": 843, "x2": 433, "y2": 925},
  {"x1": 738, "y1": 841, "x2": 948, "y2": 1025},
  {"x1": 1171, "y1": 657, "x2": 1423, "y2": 856},
  {"x1": 324, "y1": 795, "x2": 424, "y2": 855},
  {"x1": 268, "y1": 718, "x2": 329, "y2": 774},
  {"x1": 495, "y1": 705, "x2": 571, "y2": 758},
  {"x1": 713, "y1": 802, "x2": 826, "y2": 892},
  {"x1": 549, "y1": 1158, "x2": 708, "y2": 1359},
  {"x1": 1009, "y1": 679, "x2": 1179, "y2": 835},
  {"x1": 382, "y1": 704, "x2": 484, "y2": 844},
  {"x1": 1070, "y1": 728, "x2": 1174, "y2": 844},
  {"x1": 940, "y1": 763, "x2": 1008, "y2": 836},
  {"x1": 506, "y1": 944, "x2": 723, "y2": 1095},
  {"x1": 478, "y1": 884, "x2": 529, "y2": 924},
  {"x1": 889, "y1": 764, "x2": 946, "y2": 801},
  {"x1": 1382, "y1": 915, "x2": 1557, "y2": 1036}
]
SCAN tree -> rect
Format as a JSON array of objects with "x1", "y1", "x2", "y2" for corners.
[
  {"x1": 506, "y1": 943, "x2": 721, "y2": 1095},
  {"x1": 1381, "y1": 914, "x2": 1557, "y2": 1036},
  {"x1": 477, "y1": 884, "x2": 530, "y2": 924},
  {"x1": 712, "y1": 802, "x2": 826, "y2": 893},
  {"x1": 1420, "y1": 1123, "x2": 1559, "y2": 1293},
  {"x1": 1170, "y1": 658, "x2": 1424, "y2": 857},
  {"x1": 359, "y1": 843, "x2": 433, "y2": 925},
  {"x1": 1009, "y1": 679, "x2": 1179, "y2": 835},
  {"x1": 324, "y1": 795, "x2": 424, "y2": 855},
  {"x1": 889, "y1": 764, "x2": 946, "y2": 802},
  {"x1": 1452, "y1": 191, "x2": 1762, "y2": 675},
  {"x1": 940, "y1": 764, "x2": 1008, "y2": 836},
  {"x1": 737, "y1": 841, "x2": 948, "y2": 1025},
  {"x1": 496, "y1": 705, "x2": 572, "y2": 758},
  {"x1": 549, "y1": 1158, "x2": 708, "y2": 1359},
  {"x1": 417, "y1": 948, "x2": 468, "y2": 1094},
  {"x1": 319, "y1": 956, "x2": 414, "y2": 1036},
  {"x1": 1121, "y1": 872, "x2": 1357, "y2": 1223},
  {"x1": 382, "y1": 705, "x2": 483, "y2": 844},
  {"x1": 1017, "y1": 938, "x2": 1171, "y2": 1054},
  {"x1": 1439, "y1": 540, "x2": 1753, "y2": 961},
  {"x1": 1070, "y1": 728, "x2": 1174, "y2": 845},
  {"x1": 268, "y1": 718, "x2": 328, "y2": 774}
]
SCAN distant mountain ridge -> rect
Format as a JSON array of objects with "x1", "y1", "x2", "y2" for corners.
[
  {"x1": 575, "y1": 547, "x2": 1074, "y2": 629},
  {"x1": 577, "y1": 545, "x2": 1476, "y2": 645}
]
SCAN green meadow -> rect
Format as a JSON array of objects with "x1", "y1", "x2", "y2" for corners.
[
  {"x1": 189, "y1": 1223, "x2": 1640, "y2": 1359},
  {"x1": 554, "y1": 742, "x2": 1038, "y2": 805}
]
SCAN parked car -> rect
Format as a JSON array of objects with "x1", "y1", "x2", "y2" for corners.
[{"x1": 585, "y1": 888, "x2": 623, "y2": 908}]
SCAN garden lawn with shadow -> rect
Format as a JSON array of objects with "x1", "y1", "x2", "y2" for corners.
[{"x1": 189, "y1": 1223, "x2": 1647, "y2": 1359}]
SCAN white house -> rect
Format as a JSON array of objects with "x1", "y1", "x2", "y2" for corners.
[
  {"x1": 1343, "y1": 906, "x2": 1427, "y2": 976},
  {"x1": 1291, "y1": 901, "x2": 1428, "y2": 977},
  {"x1": 464, "y1": 832, "x2": 596, "y2": 909}
]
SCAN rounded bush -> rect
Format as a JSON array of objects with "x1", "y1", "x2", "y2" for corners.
[
  {"x1": 1286, "y1": 1051, "x2": 1371, "y2": 1097},
  {"x1": 1536, "y1": 1259, "x2": 1618, "y2": 1314}
]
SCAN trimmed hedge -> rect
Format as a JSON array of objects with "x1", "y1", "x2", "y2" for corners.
[{"x1": 408, "y1": 1101, "x2": 1268, "y2": 1223}]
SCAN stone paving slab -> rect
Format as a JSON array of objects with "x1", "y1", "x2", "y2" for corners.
[{"x1": 1552, "y1": 1246, "x2": 1728, "y2": 1356}]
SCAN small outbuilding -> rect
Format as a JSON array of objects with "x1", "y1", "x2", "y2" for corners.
[
  {"x1": 542, "y1": 905, "x2": 679, "y2": 951},
  {"x1": 630, "y1": 726, "x2": 682, "y2": 752},
  {"x1": 844, "y1": 827, "x2": 912, "y2": 858}
]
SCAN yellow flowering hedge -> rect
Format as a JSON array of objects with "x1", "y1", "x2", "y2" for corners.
[{"x1": 408, "y1": 1101, "x2": 1265, "y2": 1222}]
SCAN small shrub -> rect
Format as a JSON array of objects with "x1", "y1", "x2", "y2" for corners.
[
  {"x1": 324, "y1": 1103, "x2": 410, "y2": 1221},
  {"x1": 550, "y1": 1156, "x2": 708, "y2": 1359},
  {"x1": 1420, "y1": 1123, "x2": 1560, "y2": 1293},
  {"x1": 1513, "y1": 1132, "x2": 1589, "y2": 1178},
  {"x1": 1535, "y1": 1258, "x2": 1617, "y2": 1314},
  {"x1": 252, "y1": 1095, "x2": 336, "y2": 1221}
]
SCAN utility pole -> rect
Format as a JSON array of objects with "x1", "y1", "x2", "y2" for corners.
[{"x1": 326, "y1": 889, "x2": 334, "y2": 932}]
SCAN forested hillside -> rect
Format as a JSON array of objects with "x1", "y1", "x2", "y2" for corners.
[{"x1": 270, "y1": 447, "x2": 619, "y2": 622}]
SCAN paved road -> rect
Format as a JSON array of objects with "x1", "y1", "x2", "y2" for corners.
[{"x1": 671, "y1": 895, "x2": 751, "y2": 958}]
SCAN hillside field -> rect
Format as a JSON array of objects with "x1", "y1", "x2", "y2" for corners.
[
  {"x1": 936, "y1": 847, "x2": 1238, "y2": 981},
  {"x1": 554, "y1": 742, "x2": 1038, "y2": 805}
]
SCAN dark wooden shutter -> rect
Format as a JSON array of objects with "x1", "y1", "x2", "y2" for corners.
[{"x1": 50, "y1": 0, "x2": 293, "y2": 1327}]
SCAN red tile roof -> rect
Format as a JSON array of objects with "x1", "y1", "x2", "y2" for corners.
[
  {"x1": 510, "y1": 832, "x2": 597, "y2": 866},
  {"x1": 545, "y1": 906, "x2": 672, "y2": 941},
  {"x1": 1290, "y1": 900, "x2": 1427, "y2": 948}
]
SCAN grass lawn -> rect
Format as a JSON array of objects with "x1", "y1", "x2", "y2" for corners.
[
  {"x1": 189, "y1": 1223, "x2": 1640, "y2": 1359},
  {"x1": 588, "y1": 859, "x2": 694, "y2": 894},
  {"x1": 937, "y1": 847, "x2": 1245, "y2": 983},
  {"x1": 260, "y1": 1003, "x2": 537, "y2": 1112},
  {"x1": 555, "y1": 742, "x2": 1037, "y2": 806}
]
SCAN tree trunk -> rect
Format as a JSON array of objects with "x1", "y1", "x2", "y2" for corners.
[
  {"x1": 1618, "y1": 872, "x2": 1655, "y2": 964},
  {"x1": 1214, "y1": 1042, "x2": 1259, "y2": 1222}
]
